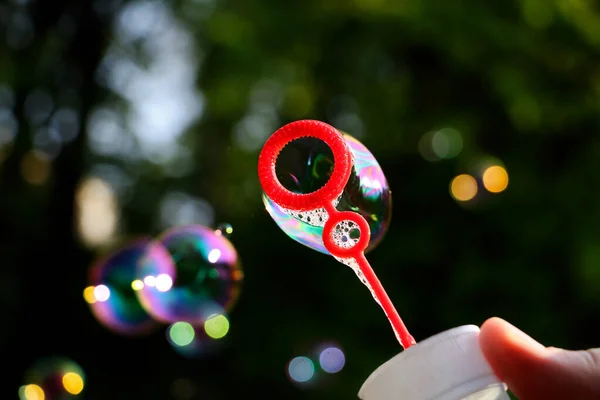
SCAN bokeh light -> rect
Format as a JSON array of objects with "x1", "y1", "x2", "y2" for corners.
[
  {"x1": 75, "y1": 177, "x2": 119, "y2": 248},
  {"x1": 21, "y1": 357, "x2": 85, "y2": 400},
  {"x1": 19, "y1": 384, "x2": 44, "y2": 400},
  {"x1": 215, "y1": 222, "x2": 233, "y2": 237},
  {"x1": 287, "y1": 356, "x2": 315, "y2": 384},
  {"x1": 450, "y1": 174, "x2": 478, "y2": 202},
  {"x1": 24, "y1": 89, "x2": 53, "y2": 125},
  {"x1": 204, "y1": 313, "x2": 230, "y2": 339},
  {"x1": 0, "y1": 103, "x2": 18, "y2": 159},
  {"x1": 264, "y1": 132, "x2": 391, "y2": 255},
  {"x1": 155, "y1": 273, "x2": 174, "y2": 292},
  {"x1": 431, "y1": 128, "x2": 463, "y2": 159},
  {"x1": 318, "y1": 346, "x2": 345, "y2": 374},
  {"x1": 93, "y1": 285, "x2": 110, "y2": 302},
  {"x1": 159, "y1": 192, "x2": 215, "y2": 230},
  {"x1": 136, "y1": 225, "x2": 243, "y2": 325},
  {"x1": 166, "y1": 320, "x2": 227, "y2": 359},
  {"x1": 87, "y1": 239, "x2": 172, "y2": 335},
  {"x1": 20, "y1": 149, "x2": 51, "y2": 185},
  {"x1": 168, "y1": 322, "x2": 196, "y2": 347},
  {"x1": 418, "y1": 128, "x2": 463, "y2": 161},
  {"x1": 82, "y1": 286, "x2": 96, "y2": 304},
  {"x1": 482, "y1": 165, "x2": 509, "y2": 193},
  {"x1": 131, "y1": 279, "x2": 144, "y2": 291},
  {"x1": 61, "y1": 373, "x2": 83, "y2": 395}
]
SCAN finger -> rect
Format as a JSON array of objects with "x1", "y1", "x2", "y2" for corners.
[{"x1": 479, "y1": 317, "x2": 600, "y2": 400}]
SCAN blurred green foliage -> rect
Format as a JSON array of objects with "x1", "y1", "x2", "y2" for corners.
[{"x1": 1, "y1": 0, "x2": 600, "y2": 398}]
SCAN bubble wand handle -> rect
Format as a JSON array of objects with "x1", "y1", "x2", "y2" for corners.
[
  {"x1": 321, "y1": 201, "x2": 415, "y2": 349},
  {"x1": 355, "y1": 253, "x2": 416, "y2": 349}
]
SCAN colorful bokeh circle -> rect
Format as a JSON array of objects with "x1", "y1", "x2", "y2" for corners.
[
  {"x1": 165, "y1": 313, "x2": 230, "y2": 358},
  {"x1": 20, "y1": 357, "x2": 86, "y2": 400}
]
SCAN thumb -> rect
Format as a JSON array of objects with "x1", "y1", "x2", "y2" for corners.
[{"x1": 479, "y1": 317, "x2": 600, "y2": 400}]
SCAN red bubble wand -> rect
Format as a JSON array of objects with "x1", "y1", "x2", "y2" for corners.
[{"x1": 258, "y1": 120, "x2": 416, "y2": 349}]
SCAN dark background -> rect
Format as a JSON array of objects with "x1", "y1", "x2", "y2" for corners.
[{"x1": 2, "y1": 0, "x2": 600, "y2": 399}]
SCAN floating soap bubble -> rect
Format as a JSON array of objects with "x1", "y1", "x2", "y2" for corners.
[
  {"x1": 165, "y1": 313, "x2": 230, "y2": 358},
  {"x1": 20, "y1": 357, "x2": 85, "y2": 400},
  {"x1": 263, "y1": 133, "x2": 391, "y2": 255},
  {"x1": 137, "y1": 225, "x2": 243, "y2": 325},
  {"x1": 86, "y1": 239, "x2": 172, "y2": 335}
]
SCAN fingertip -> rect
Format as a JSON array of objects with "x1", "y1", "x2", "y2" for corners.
[
  {"x1": 480, "y1": 317, "x2": 507, "y2": 343},
  {"x1": 479, "y1": 318, "x2": 558, "y2": 399},
  {"x1": 480, "y1": 318, "x2": 515, "y2": 381},
  {"x1": 481, "y1": 317, "x2": 546, "y2": 357}
]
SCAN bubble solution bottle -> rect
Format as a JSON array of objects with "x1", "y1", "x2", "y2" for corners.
[
  {"x1": 258, "y1": 120, "x2": 510, "y2": 400},
  {"x1": 358, "y1": 325, "x2": 509, "y2": 400}
]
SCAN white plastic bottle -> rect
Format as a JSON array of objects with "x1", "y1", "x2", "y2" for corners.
[{"x1": 358, "y1": 325, "x2": 510, "y2": 400}]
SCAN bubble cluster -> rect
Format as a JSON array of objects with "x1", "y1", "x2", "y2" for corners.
[
  {"x1": 20, "y1": 357, "x2": 86, "y2": 400},
  {"x1": 264, "y1": 132, "x2": 391, "y2": 255},
  {"x1": 136, "y1": 225, "x2": 243, "y2": 325},
  {"x1": 83, "y1": 224, "x2": 243, "y2": 357},
  {"x1": 330, "y1": 219, "x2": 361, "y2": 249},
  {"x1": 85, "y1": 239, "x2": 167, "y2": 336}
]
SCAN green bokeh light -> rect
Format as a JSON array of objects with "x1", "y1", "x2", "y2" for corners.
[{"x1": 169, "y1": 322, "x2": 195, "y2": 347}]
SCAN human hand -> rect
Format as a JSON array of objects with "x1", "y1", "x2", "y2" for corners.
[{"x1": 479, "y1": 317, "x2": 600, "y2": 399}]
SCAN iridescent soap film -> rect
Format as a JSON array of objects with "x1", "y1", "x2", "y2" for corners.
[
  {"x1": 136, "y1": 225, "x2": 243, "y2": 325},
  {"x1": 275, "y1": 137, "x2": 334, "y2": 193},
  {"x1": 86, "y1": 239, "x2": 170, "y2": 335},
  {"x1": 265, "y1": 132, "x2": 392, "y2": 255},
  {"x1": 20, "y1": 357, "x2": 86, "y2": 400}
]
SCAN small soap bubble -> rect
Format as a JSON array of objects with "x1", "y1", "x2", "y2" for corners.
[
  {"x1": 265, "y1": 133, "x2": 391, "y2": 254},
  {"x1": 136, "y1": 225, "x2": 243, "y2": 325},
  {"x1": 215, "y1": 222, "x2": 233, "y2": 237},
  {"x1": 20, "y1": 357, "x2": 85, "y2": 400},
  {"x1": 86, "y1": 239, "x2": 172, "y2": 335}
]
